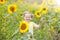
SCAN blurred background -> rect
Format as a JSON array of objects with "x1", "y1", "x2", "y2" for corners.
[{"x1": 0, "y1": 0, "x2": 60, "y2": 40}]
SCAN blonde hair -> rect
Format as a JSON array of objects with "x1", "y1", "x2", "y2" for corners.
[{"x1": 24, "y1": 11, "x2": 33, "y2": 18}]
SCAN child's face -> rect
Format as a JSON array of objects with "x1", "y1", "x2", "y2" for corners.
[{"x1": 24, "y1": 13, "x2": 31, "y2": 22}]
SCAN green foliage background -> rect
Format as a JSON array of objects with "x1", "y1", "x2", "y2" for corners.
[{"x1": 0, "y1": 0, "x2": 60, "y2": 40}]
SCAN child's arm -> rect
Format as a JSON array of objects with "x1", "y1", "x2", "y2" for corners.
[
  {"x1": 33, "y1": 23, "x2": 39, "y2": 28},
  {"x1": 33, "y1": 17, "x2": 45, "y2": 28}
]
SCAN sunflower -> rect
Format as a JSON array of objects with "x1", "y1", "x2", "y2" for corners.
[
  {"x1": 42, "y1": 7, "x2": 48, "y2": 14},
  {"x1": 19, "y1": 21, "x2": 29, "y2": 33},
  {"x1": 54, "y1": 7, "x2": 60, "y2": 13},
  {"x1": 47, "y1": 0, "x2": 54, "y2": 5},
  {"x1": 0, "y1": 0, "x2": 5, "y2": 4},
  {"x1": 8, "y1": 4, "x2": 17, "y2": 14},
  {"x1": 35, "y1": 11, "x2": 41, "y2": 18}
]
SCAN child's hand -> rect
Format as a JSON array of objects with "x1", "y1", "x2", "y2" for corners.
[
  {"x1": 40, "y1": 17, "x2": 46, "y2": 27},
  {"x1": 40, "y1": 17, "x2": 45, "y2": 23}
]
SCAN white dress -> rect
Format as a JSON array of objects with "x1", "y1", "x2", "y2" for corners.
[{"x1": 28, "y1": 22, "x2": 35, "y2": 35}]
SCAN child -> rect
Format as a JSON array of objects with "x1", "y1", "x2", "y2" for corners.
[
  {"x1": 19, "y1": 11, "x2": 40, "y2": 40},
  {"x1": 11, "y1": 11, "x2": 45, "y2": 40},
  {"x1": 23, "y1": 11, "x2": 39, "y2": 35}
]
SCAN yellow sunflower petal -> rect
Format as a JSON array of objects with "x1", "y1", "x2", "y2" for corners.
[
  {"x1": 47, "y1": 0, "x2": 54, "y2": 5},
  {"x1": 54, "y1": 7, "x2": 60, "y2": 13},
  {"x1": 35, "y1": 11, "x2": 41, "y2": 18},
  {"x1": 0, "y1": 0, "x2": 5, "y2": 4},
  {"x1": 42, "y1": 7, "x2": 48, "y2": 14},
  {"x1": 8, "y1": 4, "x2": 17, "y2": 14},
  {"x1": 19, "y1": 21, "x2": 29, "y2": 33}
]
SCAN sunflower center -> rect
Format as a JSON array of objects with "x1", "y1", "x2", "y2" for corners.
[
  {"x1": 37, "y1": 12, "x2": 40, "y2": 15},
  {"x1": 21, "y1": 23, "x2": 26, "y2": 30},
  {"x1": 10, "y1": 6, "x2": 15, "y2": 12},
  {"x1": 43, "y1": 8, "x2": 46, "y2": 11},
  {"x1": 0, "y1": 0, "x2": 3, "y2": 2}
]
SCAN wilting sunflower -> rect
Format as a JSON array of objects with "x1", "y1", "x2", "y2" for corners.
[
  {"x1": 35, "y1": 11, "x2": 41, "y2": 18},
  {"x1": 42, "y1": 7, "x2": 48, "y2": 14},
  {"x1": 8, "y1": 4, "x2": 17, "y2": 14},
  {"x1": 0, "y1": 0, "x2": 5, "y2": 4},
  {"x1": 19, "y1": 21, "x2": 29, "y2": 33}
]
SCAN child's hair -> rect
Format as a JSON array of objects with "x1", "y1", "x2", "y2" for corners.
[{"x1": 23, "y1": 11, "x2": 33, "y2": 18}]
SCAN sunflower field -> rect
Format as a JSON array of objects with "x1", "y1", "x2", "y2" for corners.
[{"x1": 0, "y1": 0, "x2": 60, "y2": 40}]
